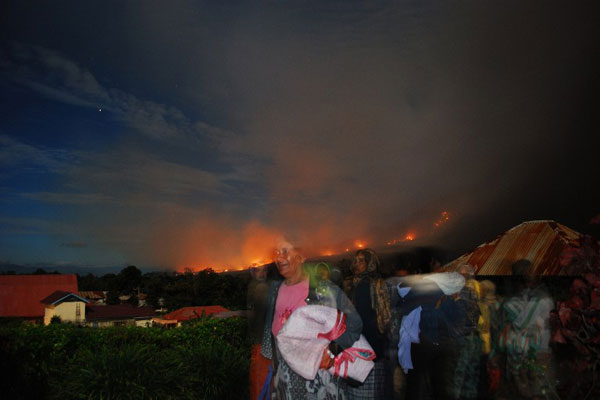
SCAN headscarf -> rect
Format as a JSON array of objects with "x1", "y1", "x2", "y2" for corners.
[{"x1": 352, "y1": 248, "x2": 391, "y2": 334}]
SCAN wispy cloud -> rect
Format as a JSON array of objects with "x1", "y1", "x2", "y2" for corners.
[
  {"x1": 2, "y1": 42, "x2": 228, "y2": 144},
  {"x1": 0, "y1": 134, "x2": 71, "y2": 172},
  {"x1": 3, "y1": 136, "x2": 232, "y2": 206}
]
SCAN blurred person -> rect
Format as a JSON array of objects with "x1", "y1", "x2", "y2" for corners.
[
  {"x1": 260, "y1": 239, "x2": 363, "y2": 400},
  {"x1": 248, "y1": 264, "x2": 271, "y2": 400},
  {"x1": 316, "y1": 262, "x2": 331, "y2": 282},
  {"x1": 452, "y1": 264, "x2": 483, "y2": 400},
  {"x1": 346, "y1": 248, "x2": 392, "y2": 399},
  {"x1": 499, "y1": 260, "x2": 556, "y2": 400},
  {"x1": 385, "y1": 260, "x2": 416, "y2": 400},
  {"x1": 478, "y1": 280, "x2": 503, "y2": 398},
  {"x1": 397, "y1": 270, "x2": 465, "y2": 400}
]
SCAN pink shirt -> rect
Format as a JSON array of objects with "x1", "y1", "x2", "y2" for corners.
[{"x1": 271, "y1": 279, "x2": 309, "y2": 336}]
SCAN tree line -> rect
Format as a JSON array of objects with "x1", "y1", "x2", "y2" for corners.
[{"x1": 77, "y1": 266, "x2": 250, "y2": 311}]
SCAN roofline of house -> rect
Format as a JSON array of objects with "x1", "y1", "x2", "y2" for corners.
[{"x1": 50, "y1": 293, "x2": 90, "y2": 305}]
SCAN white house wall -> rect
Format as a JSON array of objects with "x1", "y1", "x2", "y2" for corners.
[{"x1": 44, "y1": 301, "x2": 85, "y2": 325}]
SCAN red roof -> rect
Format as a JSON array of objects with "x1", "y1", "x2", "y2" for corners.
[
  {"x1": 0, "y1": 274, "x2": 78, "y2": 318},
  {"x1": 442, "y1": 220, "x2": 584, "y2": 276},
  {"x1": 162, "y1": 306, "x2": 230, "y2": 322},
  {"x1": 85, "y1": 304, "x2": 157, "y2": 321},
  {"x1": 40, "y1": 291, "x2": 89, "y2": 305}
]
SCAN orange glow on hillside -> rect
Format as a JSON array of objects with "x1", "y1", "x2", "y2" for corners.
[
  {"x1": 354, "y1": 240, "x2": 366, "y2": 249},
  {"x1": 166, "y1": 219, "x2": 284, "y2": 272},
  {"x1": 386, "y1": 231, "x2": 417, "y2": 245},
  {"x1": 433, "y1": 211, "x2": 450, "y2": 228},
  {"x1": 162, "y1": 210, "x2": 457, "y2": 271}
]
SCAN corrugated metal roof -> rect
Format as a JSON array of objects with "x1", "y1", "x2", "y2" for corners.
[
  {"x1": 79, "y1": 291, "x2": 105, "y2": 300},
  {"x1": 0, "y1": 274, "x2": 78, "y2": 318},
  {"x1": 443, "y1": 220, "x2": 583, "y2": 276}
]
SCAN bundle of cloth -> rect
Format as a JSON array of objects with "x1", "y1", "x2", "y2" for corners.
[{"x1": 276, "y1": 304, "x2": 375, "y2": 382}]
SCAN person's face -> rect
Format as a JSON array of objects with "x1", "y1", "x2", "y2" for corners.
[
  {"x1": 317, "y1": 266, "x2": 329, "y2": 281},
  {"x1": 254, "y1": 265, "x2": 267, "y2": 281},
  {"x1": 353, "y1": 254, "x2": 367, "y2": 274},
  {"x1": 274, "y1": 246, "x2": 302, "y2": 280},
  {"x1": 459, "y1": 265, "x2": 473, "y2": 280}
]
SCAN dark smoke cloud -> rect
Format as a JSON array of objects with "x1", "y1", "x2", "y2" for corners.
[{"x1": 1, "y1": 1, "x2": 598, "y2": 268}]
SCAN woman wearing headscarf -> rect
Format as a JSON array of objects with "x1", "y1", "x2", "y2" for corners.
[{"x1": 346, "y1": 248, "x2": 392, "y2": 399}]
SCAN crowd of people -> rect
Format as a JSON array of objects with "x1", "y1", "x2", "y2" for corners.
[{"x1": 247, "y1": 240, "x2": 559, "y2": 400}]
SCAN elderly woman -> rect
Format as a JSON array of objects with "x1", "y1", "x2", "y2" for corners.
[
  {"x1": 261, "y1": 240, "x2": 363, "y2": 400},
  {"x1": 346, "y1": 248, "x2": 391, "y2": 399}
]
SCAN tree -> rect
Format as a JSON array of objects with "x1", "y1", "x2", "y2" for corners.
[
  {"x1": 106, "y1": 290, "x2": 120, "y2": 305},
  {"x1": 118, "y1": 265, "x2": 142, "y2": 293}
]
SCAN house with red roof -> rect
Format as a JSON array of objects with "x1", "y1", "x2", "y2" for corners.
[
  {"x1": 85, "y1": 304, "x2": 158, "y2": 328},
  {"x1": 154, "y1": 305, "x2": 230, "y2": 327},
  {"x1": 41, "y1": 291, "x2": 89, "y2": 325},
  {"x1": 0, "y1": 274, "x2": 78, "y2": 321}
]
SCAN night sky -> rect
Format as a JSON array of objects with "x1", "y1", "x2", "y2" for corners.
[{"x1": 1, "y1": 1, "x2": 599, "y2": 272}]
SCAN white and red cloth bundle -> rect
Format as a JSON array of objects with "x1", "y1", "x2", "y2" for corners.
[{"x1": 276, "y1": 305, "x2": 375, "y2": 382}]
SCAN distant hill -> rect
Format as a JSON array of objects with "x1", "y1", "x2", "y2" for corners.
[{"x1": 0, "y1": 262, "x2": 161, "y2": 276}]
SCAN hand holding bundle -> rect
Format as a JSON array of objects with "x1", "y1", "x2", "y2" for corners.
[{"x1": 276, "y1": 305, "x2": 375, "y2": 382}]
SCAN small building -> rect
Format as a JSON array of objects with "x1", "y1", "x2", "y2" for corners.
[
  {"x1": 41, "y1": 291, "x2": 89, "y2": 325},
  {"x1": 137, "y1": 293, "x2": 147, "y2": 307},
  {"x1": 85, "y1": 304, "x2": 157, "y2": 328},
  {"x1": 154, "y1": 305, "x2": 230, "y2": 327}
]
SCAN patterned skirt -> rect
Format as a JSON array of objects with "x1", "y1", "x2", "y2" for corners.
[
  {"x1": 273, "y1": 351, "x2": 348, "y2": 400},
  {"x1": 347, "y1": 359, "x2": 386, "y2": 400}
]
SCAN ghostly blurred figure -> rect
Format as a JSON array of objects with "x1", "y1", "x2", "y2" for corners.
[
  {"x1": 346, "y1": 248, "x2": 392, "y2": 399},
  {"x1": 248, "y1": 264, "x2": 270, "y2": 400},
  {"x1": 316, "y1": 262, "x2": 331, "y2": 282},
  {"x1": 452, "y1": 264, "x2": 482, "y2": 400},
  {"x1": 478, "y1": 280, "x2": 502, "y2": 397},
  {"x1": 501, "y1": 260, "x2": 555, "y2": 400},
  {"x1": 397, "y1": 271, "x2": 465, "y2": 400}
]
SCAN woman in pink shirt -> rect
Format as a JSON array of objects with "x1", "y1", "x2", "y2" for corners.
[{"x1": 260, "y1": 239, "x2": 363, "y2": 400}]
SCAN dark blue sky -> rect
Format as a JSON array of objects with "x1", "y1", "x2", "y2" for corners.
[{"x1": 1, "y1": 1, "x2": 599, "y2": 271}]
